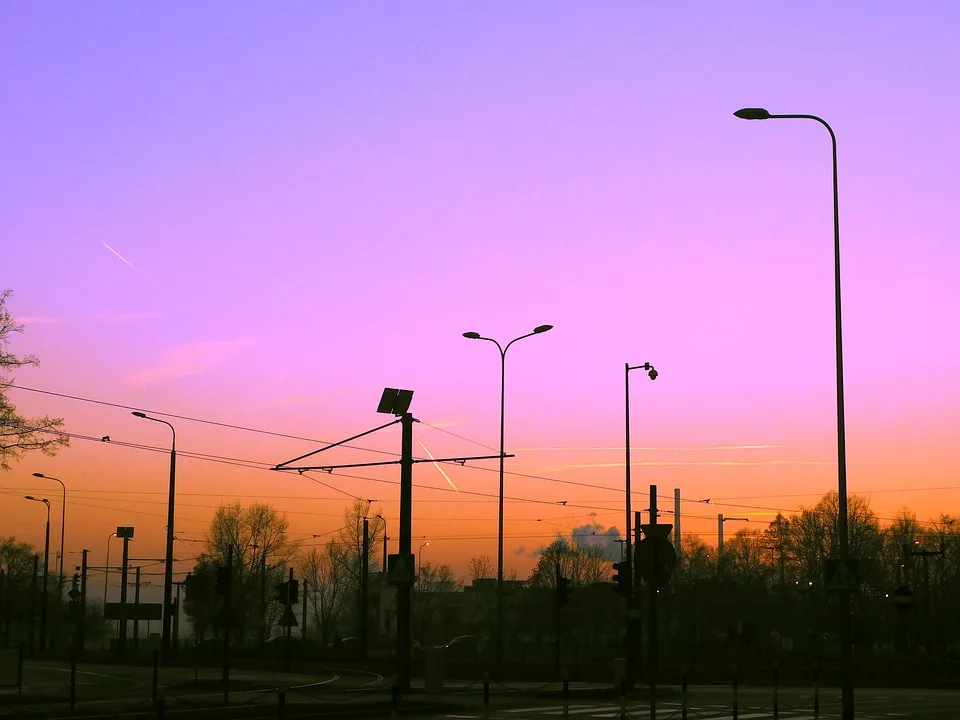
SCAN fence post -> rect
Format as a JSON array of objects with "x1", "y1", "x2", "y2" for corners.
[
  {"x1": 156, "y1": 696, "x2": 165, "y2": 720},
  {"x1": 619, "y1": 677, "x2": 626, "y2": 720},
  {"x1": 70, "y1": 651, "x2": 77, "y2": 713},
  {"x1": 681, "y1": 668, "x2": 688, "y2": 720},
  {"x1": 562, "y1": 668, "x2": 569, "y2": 720},
  {"x1": 277, "y1": 687, "x2": 286, "y2": 719},
  {"x1": 390, "y1": 675, "x2": 399, "y2": 720},
  {"x1": 482, "y1": 671, "x2": 490, "y2": 720},
  {"x1": 732, "y1": 664, "x2": 739, "y2": 720},
  {"x1": 17, "y1": 645, "x2": 23, "y2": 696},
  {"x1": 773, "y1": 661, "x2": 779, "y2": 718},
  {"x1": 813, "y1": 663, "x2": 820, "y2": 719},
  {"x1": 152, "y1": 649, "x2": 159, "y2": 708}
]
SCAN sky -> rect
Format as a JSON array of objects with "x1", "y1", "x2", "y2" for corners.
[{"x1": 2, "y1": 1, "x2": 959, "y2": 604}]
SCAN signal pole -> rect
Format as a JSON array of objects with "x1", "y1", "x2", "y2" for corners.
[
  {"x1": 648, "y1": 486, "x2": 660, "y2": 718},
  {"x1": 79, "y1": 550, "x2": 88, "y2": 654},
  {"x1": 361, "y1": 517, "x2": 370, "y2": 661}
]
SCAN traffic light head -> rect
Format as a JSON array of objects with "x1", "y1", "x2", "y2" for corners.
[
  {"x1": 289, "y1": 578, "x2": 300, "y2": 606},
  {"x1": 274, "y1": 581, "x2": 288, "y2": 603},
  {"x1": 612, "y1": 561, "x2": 631, "y2": 598}
]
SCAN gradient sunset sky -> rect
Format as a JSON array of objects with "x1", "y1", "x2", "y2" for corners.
[{"x1": 3, "y1": 2, "x2": 959, "y2": 603}]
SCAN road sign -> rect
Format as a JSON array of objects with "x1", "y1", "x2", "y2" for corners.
[
  {"x1": 825, "y1": 558, "x2": 860, "y2": 592},
  {"x1": 635, "y1": 536, "x2": 677, "y2": 587},
  {"x1": 640, "y1": 523, "x2": 673, "y2": 539},
  {"x1": 278, "y1": 606, "x2": 298, "y2": 627},
  {"x1": 116, "y1": 526, "x2": 134, "y2": 539},
  {"x1": 104, "y1": 602, "x2": 162, "y2": 621},
  {"x1": 388, "y1": 553, "x2": 416, "y2": 586},
  {"x1": 67, "y1": 587, "x2": 80, "y2": 601}
]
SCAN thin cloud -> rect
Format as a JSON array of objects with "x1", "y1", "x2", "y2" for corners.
[
  {"x1": 124, "y1": 339, "x2": 253, "y2": 387},
  {"x1": 18, "y1": 316, "x2": 64, "y2": 325},
  {"x1": 93, "y1": 311, "x2": 162, "y2": 323},
  {"x1": 101, "y1": 242, "x2": 142, "y2": 274}
]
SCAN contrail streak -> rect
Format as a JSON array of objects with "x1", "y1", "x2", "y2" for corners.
[
  {"x1": 418, "y1": 440, "x2": 462, "y2": 494},
  {"x1": 101, "y1": 242, "x2": 141, "y2": 274}
]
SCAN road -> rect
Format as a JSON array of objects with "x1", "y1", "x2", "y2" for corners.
[{"x1": 4, "y1": 663, "x2": 960, "y2": 719}]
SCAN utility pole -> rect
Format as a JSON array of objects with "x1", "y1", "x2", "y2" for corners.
[
  {"x1": 260, "y1": 553, "x2": 267, "y2": 652},
  {"x1": 648, "y1": 486, "x2": 660, "y2": 714},
  {"x1": 397, "y1": 411, "x2": 414, "y2": 691},
  {"x1": 133, "y1": 566, "x2": 141, "y2": 653},
  {"x1": 79, "y1": 550, "x2": 88, "y2": 654},
  {"x1": 174, "y1": 580, "x2": 181, "y2": 655},
  {"x1": 119, "y1": 533, "x2": 131, "y2": 656},
  {"x1": 222, "y1": 545, "x2": 233, "y2": 699},
  {"x1": 554, "y1": 560, "x2": 561, "y2": 677},
  {"x1": 673, "y1": 489, "x2": 681, "y2": 561},
  {"x1": 30, "y1": 555, "x2": 38, "y2": 655},
  {"x1": 717, "y1": 514, "x2": 724, "y2": 562},
  {"x1": 361, "y1": 517, "x2": 369, "y2": 661},
  {"x1": 301, "y1": 580, "x2": 308, "y2": 651},
  {"x1": 634, "y1": 510, "x2": 643, "y2": 685}
]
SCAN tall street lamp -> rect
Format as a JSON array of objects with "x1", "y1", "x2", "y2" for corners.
[
  {"x1": 132, "y1": 411, "x2": 177, "y2": 662},
  {"x1": 32, "y1": 473, "x2": 66, "y2": 591},
  {"x1": 624, "y1": 361, "x2": 657, "y2": 686},
  {"x1": 104, "y1": 531, "x2": 117, "y2": 606},
  {"x1": 25, "y1": 496, "x2": 51, "y2": 651},
  {"x1": 418, "y1": 541, "x2": 430, "y2": 579},
  {"x1": 463, "y1": 323, "x2": 553, "y2": 668},
  {"x1": 734, "y1": 106, "x2": 853, "y2": 720}
]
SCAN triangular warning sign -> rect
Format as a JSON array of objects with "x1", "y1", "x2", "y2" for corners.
[
  {"x1": 827, "y1": 560, "x2": 858, "y2": 591},
  {"x1": 279, "y1": 606, "x2": 298, "y2": 627}
]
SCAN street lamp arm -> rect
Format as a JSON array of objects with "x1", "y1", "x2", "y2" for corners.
[{"x1": 132, "y1": 412, "x2": 177, "y2": 449}]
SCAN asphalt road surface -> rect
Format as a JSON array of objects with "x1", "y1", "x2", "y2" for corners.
[{"x1": 5, "y1": 664, "x2": 960, "y2": 719}]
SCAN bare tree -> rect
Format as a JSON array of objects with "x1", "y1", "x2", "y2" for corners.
[
  {"x1": 528, "y1": 538, "x2": 612, "y2": 588},
  {"x1": 467, "y1": 554, "x2": 494, "y2": 582},
  {"x1": 0, "y1": 289, "x2": 69, "y2": 470},
  {"x1": 188, "y1": 502, "x2": 298, "y2": 644},
  {"x1": 299, "y1": 541, "x2": 350, "y2": 645}
]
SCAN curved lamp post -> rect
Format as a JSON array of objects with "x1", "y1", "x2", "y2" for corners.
[
  {"x1": 623, "y1": 361, "x2": 657, "y2": 686},
  {"x1": 25, "y1": 496, "x2": 51, "y2": 651},
  {"x1": 463, "y1": 323, "x2": 553, "y2": 668},
  {"x1": 132, "y1": 411, "x2": 177, "y2": 662},
  {"x1": 734, "y1": 106, "x2": 853, "y2": 720},
  {"x1": 104, "y1": 531, "x2": 117, "y2": 605},
  {"x1": 32, "y1": 473, "x2": 66, "y2": 591},
  {"x1": 418, "y1": 541, "x2": 430, "y2": 580}
]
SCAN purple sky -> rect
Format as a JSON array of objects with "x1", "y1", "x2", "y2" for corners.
[{"x1": 3, "y1": 2, "x2": 959, "y2": 579}]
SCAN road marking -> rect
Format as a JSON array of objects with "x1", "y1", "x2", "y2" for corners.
[{"x1": 505, "y1": 706, "x2": 565, "y2": 713}]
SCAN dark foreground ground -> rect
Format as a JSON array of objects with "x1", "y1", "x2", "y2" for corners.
[{"x1": 2, "y1": 660, "x2": 959, "y2": 719}]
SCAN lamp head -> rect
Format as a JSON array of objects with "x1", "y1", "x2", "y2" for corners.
[
  {"x1": 734, "y1": 107, "x2": 771, "y2": 120},
  {"x1": 25, "y1": 495, "x2": 35, "y2": 501},
  {"x1": 132, "y1": 411, "x2": 147, "y2": 418},
  {"x1": 32, "y1": 472, "x2": 44, "y2": 478},
  {"x1": 533, "y1": 324, "x2": 553, "y2": 334},
  {"x1": 462, "y1": 331, "x2": 481, "y2": 339},
  {"x1": 647, "y1": 368, "x2": 658, "y2": 381}
]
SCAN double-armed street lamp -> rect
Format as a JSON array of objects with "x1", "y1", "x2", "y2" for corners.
[
  {"x1": 25, "y1": 496, "x2": 51, "y2": 651},
  {"x1": 734, "y1": 106, "x2": 853, "y2": 720},
  {"x1": 131, "y1": 411, "x2": 177, "y2": 662},
  {"x1": 32, "y1": 473, "x2": 66, "y2": 592},
  {"x1": 462, "y1": 324, "x2": 553, "y2": 668}
]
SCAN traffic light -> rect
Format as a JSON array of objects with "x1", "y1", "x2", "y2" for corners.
[
  {"x1": 556, "y1": 576, "x2": 570, "y2": 606},
  {"x1": 215, "y1": 565, "x2": 231, "y2": 596},
  {"x1": 288, "y1": 578, "x2": 300, "y2": 606},
  {"x1": 274, "y1": 581, "x2": 288, "y2": 603},
  {"x1": 612, "y1": 561, "x2": 631, "y2": 598}
]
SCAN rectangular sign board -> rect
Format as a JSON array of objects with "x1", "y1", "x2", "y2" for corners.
[{"x1": 104, "y1": 602, "x2": 163, "y2": 621}]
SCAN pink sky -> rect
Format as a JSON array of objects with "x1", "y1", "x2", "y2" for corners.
[{"x1": 2, "y1": 2, "x2": 959, "y2": 603}]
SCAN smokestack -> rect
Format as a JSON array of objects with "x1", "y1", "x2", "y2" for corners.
[{"x1": 674, "y1": 488, "x2": 681, "y2": 561}]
